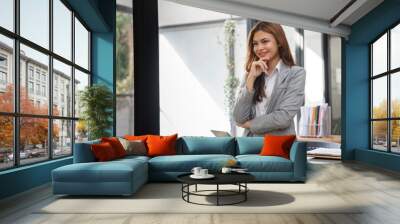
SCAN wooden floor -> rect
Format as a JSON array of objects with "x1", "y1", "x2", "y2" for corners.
[{"x1": 1, "y1": 158, "x2": 400, "y2": 224}]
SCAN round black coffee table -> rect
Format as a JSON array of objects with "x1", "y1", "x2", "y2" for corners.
[{"x1": 177, "y1": 173, "x2": 255, "y2": 206}]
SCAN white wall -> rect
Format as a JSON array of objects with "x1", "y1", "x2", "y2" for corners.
[
  {"x1": 304, "y1": 30, "x2": 325, "y2": 105},
  {"x1": 159, "y1": 0, "x2": 239, "y2": 27},
  {"x1": 159, "y1": 20, "x2": 247, "y2": 136}
]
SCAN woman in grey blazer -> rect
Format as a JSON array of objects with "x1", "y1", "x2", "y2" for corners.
[{"x1": 233, "y1": 22, "x2": 306, "y2": 136}]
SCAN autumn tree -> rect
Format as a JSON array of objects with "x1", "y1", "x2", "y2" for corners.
[
  {"x1": 391, "y1": 99, "x2": 400, "y2": 142},
  {"x1": 372, "y1": 100, "x2": 387, "y2": 139},
  {"x1": 0, "y1": 85, "x2": 14, "y2": 150},
  {"x1": 0, "y1": 84, "x2": 60, "y2": 152},
  {"x1": 372, "y1": 99, "x2": 400, "y2": 143}
]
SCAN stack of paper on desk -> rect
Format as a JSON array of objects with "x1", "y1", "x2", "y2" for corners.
[{"x1": 307, "y1": 147, "x2": 341, "y2": 159}]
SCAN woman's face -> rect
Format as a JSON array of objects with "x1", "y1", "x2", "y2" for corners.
[{"x1": 252, "y1": 30, "x2": 279, "y2": 62}]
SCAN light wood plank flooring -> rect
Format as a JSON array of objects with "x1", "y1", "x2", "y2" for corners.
[{"x1": 1, "y1": 158, "x2": 400, "y2": 224}]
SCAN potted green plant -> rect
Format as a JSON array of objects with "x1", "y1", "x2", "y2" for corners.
[{"x1": 79, "y1": 84, "x2": 113, "y2": 140}]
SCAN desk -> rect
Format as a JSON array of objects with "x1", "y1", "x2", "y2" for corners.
[
  {"x1": 297, "y1": 135, "x2": 341, "y2": 148},
  {"x1": 297, "y1": 135, "x2": 341, "y2": 160}
]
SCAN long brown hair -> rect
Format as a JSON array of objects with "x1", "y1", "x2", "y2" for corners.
[{"x1": 245, "y1": 22, "x2": 295, "y2": 104}]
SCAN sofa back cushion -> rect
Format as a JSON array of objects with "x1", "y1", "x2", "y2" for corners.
[
  {"x1": 177, "y1": 137, "x2": 235, "y2": 155},
  {"x1": 101, "y1": 137, "x2": 127, "y2": 158},
  {"x1": 236, "y1": 137, "x2": 264, "y2": 155},
  {"x1": 147, "y1": 134, "x2": 178, "y2": 157},
  {"x1": 73, "y1": 139, "x2": 100, "y2": 163},
  {"x1": 91, "y1": 142, "x2": 119, "y2": 161},
  {"x1": 119, "y1": 138, "x2": 147, "y2": 156},
  {"x1": 260, "y1": 135, "x2": 296, "y2": 159},
  {"x1": 124, "y1": 135, "x2": 148, "y2": 141}
]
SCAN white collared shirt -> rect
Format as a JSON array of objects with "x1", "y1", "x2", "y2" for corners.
[{"x1": 255, "y1": 60, "x2": 283, "y2": 117}]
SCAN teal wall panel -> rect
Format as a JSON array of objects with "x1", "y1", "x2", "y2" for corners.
[
  {"x1": 65, "y1": 0, "x2": 110, "y2": 32},
  {"x1": 344, "y1": 0, "x2": 400, "y2": 171},
  {"x1": 92, "y1": 32, "x2": 114, "y2": 88},
  {"x1": 355, "y1": 149, "x2": 400, "y2": 172},
  {"x1": 342, "y1": 44, "x2": 369, "y2": 160},
  {"x1": 0, "y1": 158, "x2": 72, "y2": 199}
]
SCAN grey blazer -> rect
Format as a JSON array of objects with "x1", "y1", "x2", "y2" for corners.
[{"x1": 233, "y1": 64, "x2": 306, "y2": 136}]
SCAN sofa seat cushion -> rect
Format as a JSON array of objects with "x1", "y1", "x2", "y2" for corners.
[
  {"x1": 149, "y1": 154, "x2": 235, "y2": 172},
  {"x1": 116, "y1": 155, "x2": 150, "y2": 163},
  {"x1": 53, "y1": 159, "x2": 147, "y2": 183},
  {"x1": 236, "y1": 155, "x2": 293, "y2": 172}
]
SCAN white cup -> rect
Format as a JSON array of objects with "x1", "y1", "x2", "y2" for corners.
[
  {"x1": 221, "y1": 167, "x2": 232, "y2": 174},
  {"x1": 191, "y1": 167, "x2": 202, "y2": 176},
  {"x1": 200, "y1": 169, "x2": 208, "y2": 176}
]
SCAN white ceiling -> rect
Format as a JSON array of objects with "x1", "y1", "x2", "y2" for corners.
[
  {"x1": 164, "y1": 0, "x2": 384, "y2": 37},
  {"x1": 223, "y1": 0, "x2": 385, "y2": 26},
  {"x1": 158, "y1": 1, "x2": 238, "y2": 27},
  {"x1": 225, "y1": 0, "x2": 352, "y2": 23},
  {"x1": 117, "y1": 0, "x2": 385, "y2": 37}
]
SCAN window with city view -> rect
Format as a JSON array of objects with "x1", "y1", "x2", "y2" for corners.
[
  {"x1": 371, "y1": 22, "x2": 400, "y2": 153},
  {"x1": 0, "y1": 0, "x2": 91, "y2": 170},
  {"x1": 116, "y1": 0, "x2": 134, "y2": 136}
]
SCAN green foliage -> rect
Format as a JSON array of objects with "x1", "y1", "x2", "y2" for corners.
[
  {"x1": 223, "y1": 19, "x2": 239, "y2": 117},
  {"x1": 79, "y1": 84, "x2": 113, "y2": 140},
  {"x1": 116, "y1": 12, "x2": 133, "y2": 94}
]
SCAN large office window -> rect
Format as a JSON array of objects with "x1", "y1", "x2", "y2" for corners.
[
  {"x1": 0, "y1": 0, "x2": 91, "y2": 170},
  {"x1": 116, "y1": 0, "x2": 134, "y2": 136},
  {"x1": 328, "y1": 36, "x2": 342, "y2": 135},
  {"x1": 371, "y1": 23, "x2": 400, "y2": 153},
  {"x1": 304, "y1": 30, "x2": 325, "y2": 105}
]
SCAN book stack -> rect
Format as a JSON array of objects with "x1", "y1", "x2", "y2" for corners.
[{"x1": 298, "y1": 104, "x2": 331, "y2": 137}]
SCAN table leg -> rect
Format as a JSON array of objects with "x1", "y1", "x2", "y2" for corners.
[
  {"x1": 217, "y1": 184, "x2": 219, "y2": 206},
  {"x1": 188, "y1": 184, "x2": 191, "y2": 202},
  {"x1": 245, "y1": 183, "x2": 247, "y2": 201},
  {"x1": 181, "y1": 184, "x2": 183, "y2": 199},
  {"x1": 195, "y1": 184, "x2": 197, "y2": 192}
]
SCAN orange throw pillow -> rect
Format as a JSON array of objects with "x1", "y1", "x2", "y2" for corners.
[
  {"x1": 101, "y1": 137, "x2": 127, "y2": 158},
  {"x1": 260, "y1": 135, "x2": 296, "y2": 159},
  {"x1": 146, "y1": 134, "x2": 178, "y2": 157},
  {"x1": 124, "y1": 135, "x2": 148, "y2": 141},
  {"x1": 91, "y1": 142, "x2": 117, "y2": 161}
]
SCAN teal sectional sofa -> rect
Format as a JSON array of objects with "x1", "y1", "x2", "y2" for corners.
[{"x1": 52, "y1": 137, "x2": 307, "y2": 196}]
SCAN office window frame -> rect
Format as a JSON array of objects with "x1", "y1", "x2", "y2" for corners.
[
  {"x1": 370, "y1": 20, "x2": 400, "y2": 154},
  {"x1": 0, "y1": 0, "x2": 92, "y2": 171}
]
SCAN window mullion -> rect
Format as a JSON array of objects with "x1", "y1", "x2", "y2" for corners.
[
  {"x1": 49, "y1": 0, "x2": 54, "y2": 160},
  {"x1": 71, "y1": 10, "x2": 76, "y2": 154},
  {"x1": 14, "y1": 0, "x2": 21, "y2": 166},
  {"x1": 370, "y1": 45, "x2": 373, "y2": 149},
  {"x1": 388, "y1": 30, "x2": 391, "y2": 152}
]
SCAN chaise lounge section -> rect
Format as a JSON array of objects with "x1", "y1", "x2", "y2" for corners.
[{"x1": 52, "y1": 140, "x2": 149, "y2": 196}]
